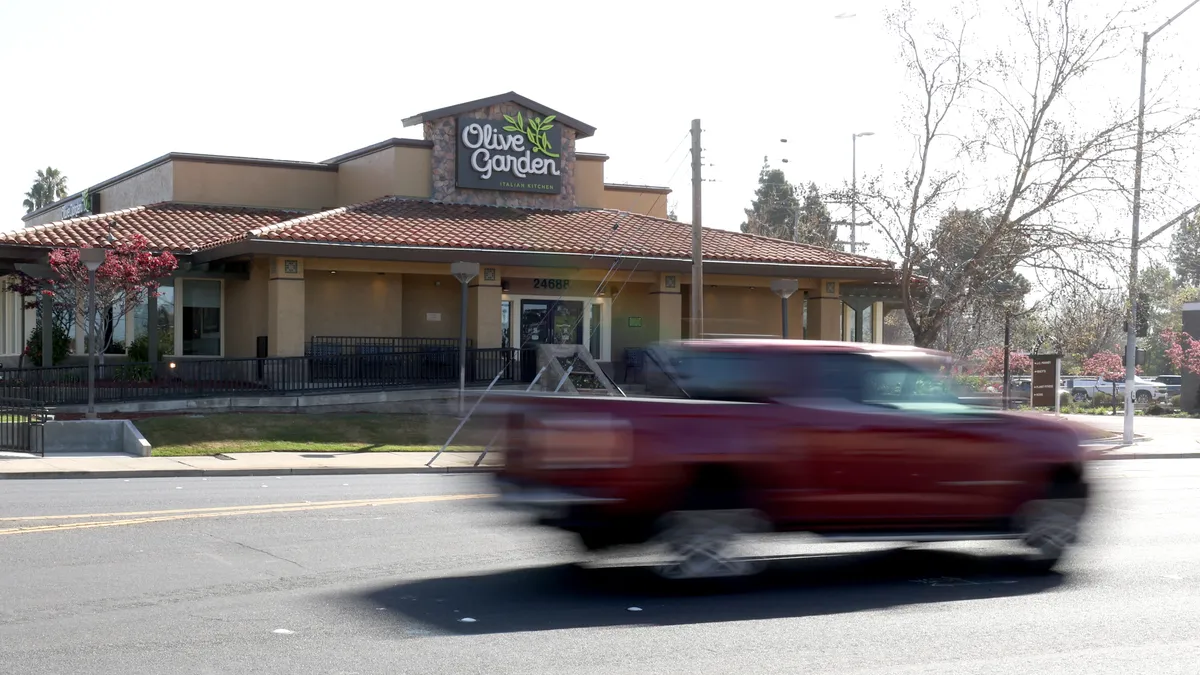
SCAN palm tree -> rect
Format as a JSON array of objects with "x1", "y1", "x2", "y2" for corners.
[{"x1": 22, "y1": 167, "x2": 69, "y2": 213}]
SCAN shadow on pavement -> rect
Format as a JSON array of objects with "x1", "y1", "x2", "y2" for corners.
[{"x1": 354, "y1": 547, "x2": 1068, "y2": 635}]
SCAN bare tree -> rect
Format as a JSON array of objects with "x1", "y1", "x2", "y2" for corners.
[{"x1": 861, "y1": 0, "x2": 1197, "y2": 348}]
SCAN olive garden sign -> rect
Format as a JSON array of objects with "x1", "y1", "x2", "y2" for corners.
[{"x1": 456, "y1": 112, "x2": 563, "y2": 194}]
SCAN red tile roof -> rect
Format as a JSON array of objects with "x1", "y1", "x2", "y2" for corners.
[
  {"x1": 2, "y1": 198, "x2": 892, "y2": 269},
  {"x1": 1, "y1": 203, "x2": 304, "y2": 253},
  {"x1": 251, "y1": 197, "x2": 892, "y2": 268}
]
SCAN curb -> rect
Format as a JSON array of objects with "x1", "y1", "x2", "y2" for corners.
[
  {"x1": 0, "y1": 466, "x2": 498, "y2": 480},
  {"x1": 1091, "y1": 452, "x2": 1200, "y2": 461}
]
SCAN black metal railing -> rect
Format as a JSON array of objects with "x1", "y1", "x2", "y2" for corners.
[
  {"x1": 0, "y1": 396, "x2": 51, "y2": 456},
  {"x1": 0, "y1": 348, "x2": 532, "y2": 407},
  {"x1": 305, "y1": 336, "x2": 473, "y2": 356}
]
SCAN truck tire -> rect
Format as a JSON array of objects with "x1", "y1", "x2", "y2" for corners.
[
  {"x1": 1017, "y1": 476, "x2": 1086, "y2": 574},
  {"x1": 646, "y1": 466, "x2": 770, "y2": 581},
  {"x1": 1072, "y1": 389, "x2": 1089, "y2": 403},
  {"x1": 1135, "y1": 390, "x2": 1152, "y2": 404}
]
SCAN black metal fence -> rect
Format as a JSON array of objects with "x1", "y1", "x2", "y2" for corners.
[
  {"x1": 0, "y1": 348, "x2": 535, "y2": 407},
  {"x1": 305, "y1": 336, "x2": 472, "y2": 356},
  {"x1": 0, "y1": 397, "x2": 51, "y2": 456}
]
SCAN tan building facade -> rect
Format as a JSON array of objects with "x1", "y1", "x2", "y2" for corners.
[{"x1": 2, "y1": 93, "x2": 896, "y2": 374}]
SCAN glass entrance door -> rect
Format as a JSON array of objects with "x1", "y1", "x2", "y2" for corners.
[{"x1": 521, "y1": 299, "x2": 584, "y2": 345}]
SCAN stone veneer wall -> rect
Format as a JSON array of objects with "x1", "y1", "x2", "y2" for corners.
[{"x1": 425, "y1": 102, "x2": 578, "y2": 210}]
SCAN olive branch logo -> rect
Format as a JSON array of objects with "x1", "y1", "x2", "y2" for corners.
[{"x1": 502, "y1": 112, "x2": 560, "y2": 158}]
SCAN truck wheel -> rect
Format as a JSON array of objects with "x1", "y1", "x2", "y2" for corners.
[
  {"x1": 1072, "y1": 390, "x2": 1089, "y2": 403},
  {"x1": 1135, "y1": 391, "x2": 1152, "y2": 404},
  {"x1": 1016, "y1": 486, "x2": 1085, "y2": 573},
  {"x1": 647, "y1": 509, "x2": 770, "y2": 580}
]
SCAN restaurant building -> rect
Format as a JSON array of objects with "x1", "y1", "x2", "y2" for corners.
[{"x1": 0, "y1": 93, "x2": 899, "y2": 376}]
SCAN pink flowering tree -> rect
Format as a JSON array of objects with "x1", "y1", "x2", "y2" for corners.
[
  {"x1": 1160, "y1": 328, "x2": 1200, "y2": 376},
  {"x1": 7, "y1": 234, "x2": 177, "y2": 358},
  {"x1": 967, "y1": 346, "x2": 1033, "y2": 376}
]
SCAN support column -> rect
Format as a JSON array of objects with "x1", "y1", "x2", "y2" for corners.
[
  {"x1": 807, "y1": 280, "x2": 844, "y2": 341},
  {"x1": 872, "y1": 301, "x2": 885, "y2": 343},
  {"x1": 653, "y1": 273, "x2": 682, "y2": 342},
  {"x1": 1183, "y1": 301, "x2": 1200, "y2": 412},
  {"x1": 146, "y1": 291, "x2": 159, "y2": 362},
  {"x1": 843, "y1": 297, "x2": 873, "y2": 343},
  {"x1": 267, "y1": 257, "x2": 306, "y2": 357},
  {"x1": 467, "y1": 266, "x2": 503, "y2": 348},
  {"x1": 40, "y1": 289, "x2": 53, "y2": 367}
]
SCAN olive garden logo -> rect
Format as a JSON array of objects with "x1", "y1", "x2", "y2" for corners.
[{"x1": 456, "y1": 112, "x2": 564, "y2": 194}]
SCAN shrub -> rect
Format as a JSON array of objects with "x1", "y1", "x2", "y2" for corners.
[
  {"x1": 1171, "y1": 395, "x2": 1182, "y2": 408},
  {"x1": 127, "y1": 330, "x2": 174, "y2": 362},
  {"x1": 113, "y1": 364, "x2": 155, "y2": 382},
  {"x1": 1147, "y1": 404, "x2": 1167, "y2": 416},
  {"x1": 1092, "y1": 392, "x2": 1113, "y2": 407},
  {"x1": 24, "y1": 323, "x2": 71, "y2": 366},
  {"x1": 1060, "y1": 391, "x2": 1072, "y2": 407}
]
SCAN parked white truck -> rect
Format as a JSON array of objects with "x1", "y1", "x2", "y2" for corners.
[{"x1": 1064, "y1": 376, "x2": 1169, "y2": 404}]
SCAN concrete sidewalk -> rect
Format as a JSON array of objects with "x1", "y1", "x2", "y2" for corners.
[{"x1": 0, "y1": 451, "x2": 499, "y2": 480}]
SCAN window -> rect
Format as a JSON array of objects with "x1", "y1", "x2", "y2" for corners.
[
  {"x1": 811, "y1": 353, "x2": 962, "y2": 410},
  {"x1": 181, "y1": 280, "x2": 221, "y2": 356},
  {"x1": 133, "y1": 284, "x2": 175, "y2": 343},
  {"x1": 653, "y1": 346, "x2": 798, "y2": 401},
  {"x1": 501, "y1": 300, "x2": 511, "y2": 349}
]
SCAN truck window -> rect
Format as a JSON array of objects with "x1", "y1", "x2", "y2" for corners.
[{"x1": 645, "y1": 346, "x2": 796, "y2": 401}]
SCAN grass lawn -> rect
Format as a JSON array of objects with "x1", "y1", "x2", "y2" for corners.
[{"x1": 135, "y1": 413, "x2": 491, "y2": 457}]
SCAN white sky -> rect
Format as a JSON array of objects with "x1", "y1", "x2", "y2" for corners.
[{"x1": 1, "y1": 0, "x2": 1197, "y2": 270}]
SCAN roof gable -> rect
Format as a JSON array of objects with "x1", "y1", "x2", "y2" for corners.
[{"x1": 401, "y1": 92, "x2": 597, "y2": 139}]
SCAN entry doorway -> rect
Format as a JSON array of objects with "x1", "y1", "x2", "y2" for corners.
[{"x1": 504, "y1": 294, "x2": 611, "y2": 362}]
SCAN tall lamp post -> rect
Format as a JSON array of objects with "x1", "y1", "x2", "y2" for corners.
[
  {"x1": 1124, "y1": 0, "x2": 1199, "y2": 445},
  {"x1": 850, "y1": 131, "x2": 875, "y2": 255},
  {"x1": 79, "y1": 247, "x2": 107, "y2": 420},
  {"x1": 451, "y1": 261, "x2": 480, "y2": 417},
  {"x1": 771, "y1": 279, "x2": 800, "y2": 338}
]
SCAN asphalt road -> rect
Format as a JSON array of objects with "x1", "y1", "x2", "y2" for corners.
[{"x1": 2, "y1": 461, "x2": 1200, "y2": 675}]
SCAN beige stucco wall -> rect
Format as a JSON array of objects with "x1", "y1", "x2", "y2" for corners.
[
  {"x1": 224, "y1": 258, "x2": 270, "y2": 358},
  {"x1": 575, "y1": 157, "x2": 606, "y2": 208},
  {"x1": 401, "y1": 274, "x2": 461, "y2": 339},
  {"x1": 682, "y1": 285, "x2": 805, "y2": 339},
  {"x1": 337, "y1": 145, "x2": 434, "y2": 206},
  {"x1": 306, "y1": 271, "x2": 404, "y2": 338},
  {"x1": 610, "y1": 283, "x2": 658, "y2": 362},
  {"x1": 337, "y1": 148, "x2": 397, "y2": 207},
  {"x1": 101, "y1": 162, "x2": 175, "y2": 213},
  {"x1": 601, "y1": 187, "x2": 670, "y2": 218},
  {"x1": 172, "y1": 160, "x2": 337, "y2": 211}
]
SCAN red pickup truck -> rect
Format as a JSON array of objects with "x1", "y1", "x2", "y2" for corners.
[{"x1": 493, "y1": 339, "x2": 1090, "y2": 580}]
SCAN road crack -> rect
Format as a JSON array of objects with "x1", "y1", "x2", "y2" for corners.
[{"x1": 204, "y1": 532, "x2": 306, "y2": 570}]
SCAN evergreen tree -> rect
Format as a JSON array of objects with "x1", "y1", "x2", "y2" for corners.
[
  {"x1": 1171, "y1": 212, "x2": 1200, "y2": 286},
  {"x1": 740, "y1": 160, "x2": 800, "y2": 240}
]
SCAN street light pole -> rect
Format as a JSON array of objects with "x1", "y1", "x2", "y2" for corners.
[
  {"x1": 1124, "y1": 0, "x2": 1199, "y2": 445},
  {"x1": 79, "y1": 247, "x2": 108, "y2": 420},
  {"x1": 450, "y1": 261, "x2": 480, "y2": 417}
]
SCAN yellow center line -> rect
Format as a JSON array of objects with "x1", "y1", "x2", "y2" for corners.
[
  {"x1": 0, "y1": 497, "x2": 464, "y2": 522},
  {"x1": 0, "y1": 494, "x2": 495, "y2": 537}
]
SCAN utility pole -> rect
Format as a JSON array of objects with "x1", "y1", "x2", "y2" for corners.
[
  {"x1": 850, "y1": 131, "x2": 874, "y2": 255},
  {"x1": 691, "y1": 119, "x2": 704, "y2": 340}
]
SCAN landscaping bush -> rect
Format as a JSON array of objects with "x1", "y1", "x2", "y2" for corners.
[
  {"x1": 24, "y1": 323, "x2": 71, "y2": 366},
  {"x1": 1092, "y1": 392, "x2": 1113, "y2": 407},
  {"x1": 1060, "y1": 391, "x2": 1072, "y2": 408},
  {"x1": 1171, "y1": 395, "x2": 1182, "y2": 408},
  {"x1": 1147, "y1": 403, "x2": 1167, "y2": 416},
  {"x1": 127, "y1": 331, "x2": 174, "y2": 362}
]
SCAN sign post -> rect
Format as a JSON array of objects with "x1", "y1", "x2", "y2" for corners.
[{"x1": 1031, "y1": 353, "x2": 1061, "y2": 414}]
